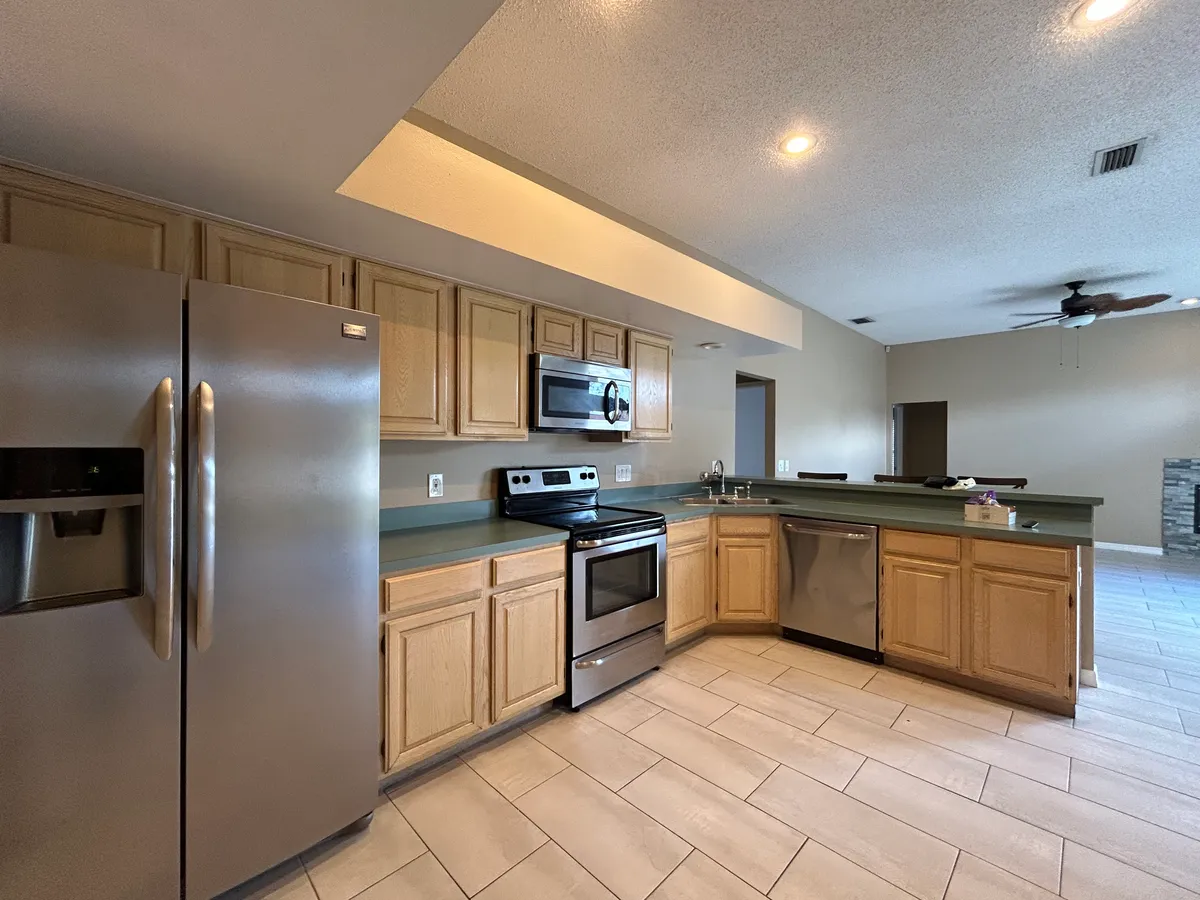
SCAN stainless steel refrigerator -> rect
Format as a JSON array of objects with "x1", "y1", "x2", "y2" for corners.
[{"x1": 0, "y1": 243, "x2": 381, "y2": 899}]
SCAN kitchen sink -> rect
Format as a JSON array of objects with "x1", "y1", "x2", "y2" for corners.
[{"x1": 678, "y1": 496, "x2": 785, "y2": 506}]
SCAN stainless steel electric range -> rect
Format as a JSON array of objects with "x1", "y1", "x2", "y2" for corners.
[{"x1": 500, "y1": 465, "x2": 666, "y2": 708}]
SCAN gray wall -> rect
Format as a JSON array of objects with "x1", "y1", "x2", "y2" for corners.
[
  {"x1": 887, "y1": 309, "x2": 1200, "y2": 547},
  {"x1": 735, "y1": 382, "x2": 768, "y2": 477}
]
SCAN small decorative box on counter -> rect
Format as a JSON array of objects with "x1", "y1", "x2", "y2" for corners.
[{"x1": 965, "y1": 490, "x2": 1017, "y2": 525}]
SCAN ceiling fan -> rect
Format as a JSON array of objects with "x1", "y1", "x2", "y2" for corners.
[{"x1": 1010, "y1": 280, "x2": 1172, "y2": 329}]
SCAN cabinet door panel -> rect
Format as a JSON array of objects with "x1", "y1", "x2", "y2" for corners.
[
  {"x1": 2, "y1": 166, "x2": 189, "y2": 273},
  {"x1": 492, "y1": 580, "x2": 566, "y2": 722},
  {"x1": 628, "y1": 331, "x2": 672, "y2": 440},
  {"x1": 203, "y1": 223, "x2": 346, "y2": 306},
  {"x1": 584, "y1": 320, "x2": 626, "y2": 366},
  {"x1": 357, "y1": 261, "x2": 453, "y2": 436},
  {"x1": 716, "y1": 537, "x2": 776, "y2": 623},
  {"x1": 533, "y1": 307, "x2": 583, "y2": 358},
  {"x1": 881, "y1": 557, "x2": 961, "y2": 669},
  {"x1": 667, "y1": 540, "x2": 712, "y2": 643},
  {"x1": 970, "y1": 569, "x2": 1071, "y2": 698},
  {"x1": 457, "y1": 289, "x2": 529, "y2": 438},
  {"x1": 384, "y1": 597, "x2": 488, "y2": 773}
]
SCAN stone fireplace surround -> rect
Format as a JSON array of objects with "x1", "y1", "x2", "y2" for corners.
[{"x1": 1163, "y1": 458, "x2": 1200, "y2": 556}]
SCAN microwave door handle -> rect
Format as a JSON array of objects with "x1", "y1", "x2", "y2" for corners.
[
  {"x1": 153, "y1": 377, "x2": 177, "y2": 661},
  {"x1": 195, "y1": 381, "x2": 216, "y2": 652},
  {"x1": 603, "y1": 380, "x2": 618, "y2": 423}
]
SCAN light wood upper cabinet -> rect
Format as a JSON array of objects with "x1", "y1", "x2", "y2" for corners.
[
  {"x1": 533, "y1": 307, "x2": 583, "y2": 359},
  {"x1": 716, "y1": 521, "x2": 776, "y2": 623},
  {"x1": 584, "y1": 320, "x2": 627, "y2": 366},
  {"x1": 491, "y1": 579, "x2": 566, "y2": 723},
  {"x1": 383, "y1": 596, "x2": 489, "y2": 774},
  {"x1": 667, "y1": 537, "x2": 713, "y2": 643},
  {"x1": 1, "y1": 165, "x2": 190, "y2": 274},
  {"x1": 969, "y1": 567, "x2": 1072, "y2": 699},
  {"x1": 881, "y1": 556, "x2": 961, "y2": 670},
  {"x1": 628, "y1": 331, "x2": 672, "y2": 440},
  {"x1": 356, "y1": 261, "x2": 454, "y2": 438},
  {"x1": 202, "y1": 222, "x2": 348, "y2": 306},
  {"x1": 457, "y1": 288, "x2": 530, "y2": 439}
]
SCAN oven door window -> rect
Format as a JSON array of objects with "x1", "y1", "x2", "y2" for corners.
[
  {"x1": 586, "y1": 544, "x2": 658, "y2": 620},
  {"x1": 541, "y1": 374, "x2": 629, "y2": 423}
]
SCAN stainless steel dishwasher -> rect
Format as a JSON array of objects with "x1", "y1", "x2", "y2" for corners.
[{"x1": 778, "y1": 517, "x2": 881, "y2": 663}]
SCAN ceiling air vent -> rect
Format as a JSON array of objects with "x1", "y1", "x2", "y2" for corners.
[
  {"x1": 1092, "y1": 139, "x2": 1146, "y2": 176},
  {"x1": 850, "y1": 316, "x2": 875, "y2": 325}
]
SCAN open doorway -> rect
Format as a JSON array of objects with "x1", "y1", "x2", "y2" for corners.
[
  {"x1": 892, "y1": 401, "x2": 948, "y2": 476},
  {"x1": 735, "y1": 373, "x2": 775, "y2": 477}
]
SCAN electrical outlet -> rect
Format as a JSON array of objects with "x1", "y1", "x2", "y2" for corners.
[
  {"x1": 615, "y1": 464, "x2": 632, "y2": 483},
  {"x1": 428, "y1": 473, "x2": 443, "y2": 498},
  {"x1": 777, "y1": 459, "x2": 786, "y2": 473},
  {"x1": 785, "y1": 460, "x2": 791, "y2": 473}
]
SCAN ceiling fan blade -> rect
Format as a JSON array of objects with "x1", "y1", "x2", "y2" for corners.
[
  {"x1": 1094, "y1": 293, "x2": 1172, "y2": 312},
  {"x1": 1010, "y1": 315, "x2": 1066, "y2": 329},
  {"x1": 1069, "y1": 292, "x2": 1118, "y2": 309},
  {"x1": 1011, "y1": 312, "x2": 1064, "y2": 316}
]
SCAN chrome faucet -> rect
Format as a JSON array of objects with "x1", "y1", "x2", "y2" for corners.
[{"x1": 713, "y1": 460, "x2": 726, "y2": 497}]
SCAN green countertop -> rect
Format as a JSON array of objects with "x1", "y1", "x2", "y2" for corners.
[
  {"x1": 645, "y1": 496, "x2": 1093, "y2": 547},
  {"x1": 378, "y1": 485, "x2": 1094, "y2": 576},
  {"x1": 739, "y1": 477, "x2": 1104, "y2": 507},
  {"x1": 379, "y1": 518, "x2": 567, "y2": 574}
]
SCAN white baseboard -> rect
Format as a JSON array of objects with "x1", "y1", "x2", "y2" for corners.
[
  {"x1": 1079, "y1": 668, "x2": 1098, "y2": 688},
  {"x1": 1095, "y1": 542, "x2": 1163, "y2": 556}
]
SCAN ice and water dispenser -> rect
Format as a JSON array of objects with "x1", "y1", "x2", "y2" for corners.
[{"x1": 0, "y1": 448, "x2": 144, "y2": 614}]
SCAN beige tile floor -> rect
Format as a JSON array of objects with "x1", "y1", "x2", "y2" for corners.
[{"x1": 231, "y1": 550, "x2": 1200, "y2": 900}]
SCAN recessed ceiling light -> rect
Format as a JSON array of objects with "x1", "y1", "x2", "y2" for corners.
[
  {"x1": 781, "y1": 133, "x2": 816, "y2": 155},
  {"x1": 1073, "y1": 0, "x2": 1133, "y2": 25},
  {"x1": 697, "y1": 341, "x2": 725, "y2": 351},
  {"x1": 1181, "y1": 297, "x2": 1200, "y2": 307}
]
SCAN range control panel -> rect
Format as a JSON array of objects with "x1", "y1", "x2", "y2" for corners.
[{"x1": 501, "y1": 465, "x2": 598, "y2": 495}]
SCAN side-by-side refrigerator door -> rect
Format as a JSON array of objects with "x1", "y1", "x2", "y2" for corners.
[
  {"x1": 0, "y1": 244, "x2": 183, "y2": 900},
  {"x1": 184, "y1": 280, "x2": 381, "y2": 899}
]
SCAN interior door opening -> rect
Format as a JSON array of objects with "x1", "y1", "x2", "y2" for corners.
[
  {"x1": 735, "y1": 373, "x2": 775, "y2": 478},
  {"x1": 891, "y1": 401, "x2": 948, "y2": 476}
]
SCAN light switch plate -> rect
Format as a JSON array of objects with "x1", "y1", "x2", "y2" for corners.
[
  {"x1": 784, "y1": 460, "x2": 790, "y2": 472},
  {"x1": 615, "y1": 464, "x2": 632, "y2": 483},
  {"x1": 428, "y1": 473, "x2": 444, "y2": 498}
]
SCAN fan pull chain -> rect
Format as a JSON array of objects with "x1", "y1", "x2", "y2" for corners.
[
  {"x1": 1059, "y1": 329, "x2": 1064, "y2": 367},
  {"x1": 1076, "y1": 330, "x2": 1081, "y2": 369}
]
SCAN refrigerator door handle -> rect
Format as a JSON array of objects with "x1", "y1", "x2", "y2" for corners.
[
  {"x1": 196, "y1": 381, "x2": 216, "y2": 652},
  {"x1": 154, "y1": 377, "x2": 177, "y2": 661}
]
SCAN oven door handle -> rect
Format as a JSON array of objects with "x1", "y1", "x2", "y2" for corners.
[{"x1": 575, "y1": 526, "x2": 665, "y2": 549}]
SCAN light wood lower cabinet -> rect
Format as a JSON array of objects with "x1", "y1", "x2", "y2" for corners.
[
  {"x1": 383, "y1": 596, "x2": 489, "y2": 774},
  {"x1": 666, "y1": 533, "x2": 712, "y2": 643},
  {"x1": 716, "y1": 524, "x2": 777, "y2": 623},
  {"x1": 356, "y1": 261, "x2": 454, "y2": 438},
  {"x1": 880, "y1": 529, "x2": 1077, "y2": 704},
  {"x1": 492, "y1": 579, "x2": 566, "y2": 722},
  {"x1": 457, "y1": 288, "x2": 529, "y2": 439},
  {"x1": 970, "y1": 568, "x2": 1072, "y2": 698},
  {"x1": 381, "y1": 546, "x2": 566, "y2": 775},
  {"x1": 881, "y1": 557, "x2": 961, "y2": 669}
]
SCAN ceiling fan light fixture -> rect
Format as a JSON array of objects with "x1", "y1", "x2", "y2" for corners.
[
  {"x1": 1061, "y1": 313, "x2": 1097, "y2": 329},
  {"x1": 1181, "y1": 297, "x2": 1200, "y2": 307},
  {"x1": 1073, "y1": 0, "x2": 1133, "y2": 25},
  {"x1": 697, "y1": 341, "x2": 725, "y2": 351}
]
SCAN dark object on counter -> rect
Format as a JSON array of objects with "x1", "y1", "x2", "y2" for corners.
[
  {"x1": 1021, "y1": 520, "x2": 1040, "y2": 529},
  {"x1": 795, "y1": 471, "x2": 849, "y2": 481},
  {"x1": 873, "y1": 474, "x2": 929, "y2": 484},
  {"x1": 966, "y1": 477, "x2": 1029, "y2": 490},
  {"x1": 922, "y1": 476, "x2": 959, "y2": 488}
]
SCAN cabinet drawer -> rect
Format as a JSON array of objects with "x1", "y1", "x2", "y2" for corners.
[
  {"x1": 384, "y1": 560, "x2": 484, "y2": 614},
  {"x1": 883, "y1": 529, "x2": 961, "y2": 562},
  {"x1": 970, "y1": 539, "x2": 1074, "y2": 580},
  {"x1": 668, "y1": 517, "x2": 710, "y2": 547},
  {"x1": 492, "y1": 545, "x2": 566, "y2": 587},
  {"x1": 717, "y1": 515, "x2": 774, "y2": 537}
]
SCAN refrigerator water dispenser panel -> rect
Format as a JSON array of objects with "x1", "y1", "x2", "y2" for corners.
[{"x1": 0, "y1": 448, "x2": 144, "y2": 613}]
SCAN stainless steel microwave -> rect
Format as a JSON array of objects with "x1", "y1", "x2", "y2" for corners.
[{"x1": 530, "y1": 354, "x2": 632, "y2": 432}]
